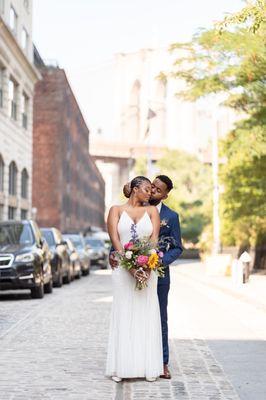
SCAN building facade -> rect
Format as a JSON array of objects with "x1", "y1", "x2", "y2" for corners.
[
  {"x1": 0, "y1": 0, "x2": 40, "y2": 221},
  {"x1": 89, "y1": 47, "x2": 236, "y2": 211},
  {"x1": 33, "y1": 61, "x2": 105, "y2": 232}
]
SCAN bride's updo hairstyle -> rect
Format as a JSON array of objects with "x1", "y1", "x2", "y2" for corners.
[{"x1": 128, "y1": 176, "x2": 151, "y2": 197}]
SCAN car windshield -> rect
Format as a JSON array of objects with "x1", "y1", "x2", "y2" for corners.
[
  {"x1": 85, "y1": 238, "x2": 104, "y2": 248},
  {"x1": 64, "y1": 235, "x2": 83, "y2": 249},
  {"x1": 41, "y1": 230, "x2": 55, "y2": 247},
  {"x1": 0, "y1": 223, "x2": 34, "y2": 246}
]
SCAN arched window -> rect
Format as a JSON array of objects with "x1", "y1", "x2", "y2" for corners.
[
  {"x1": 21, "y1": 168, "x2": 29, "y2": 199},
  {"x1": 0, "y1": 154, "x2": 4, "y2": 192},
  {"x1": 8, "y1": 161, "x2": 17, "y2": 195}
]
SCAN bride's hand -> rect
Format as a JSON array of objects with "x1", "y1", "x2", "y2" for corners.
[{"x1": 130, "y1": 268, "x2": 148, "y2": 283}]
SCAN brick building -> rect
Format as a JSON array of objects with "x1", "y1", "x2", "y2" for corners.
[{"x1": 32, "y1": 54, "x2": 105, "y2": 232}]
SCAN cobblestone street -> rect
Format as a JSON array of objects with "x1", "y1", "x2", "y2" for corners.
[{"x1": 0, "y1": 262, "x2": 265, "y2": 400}]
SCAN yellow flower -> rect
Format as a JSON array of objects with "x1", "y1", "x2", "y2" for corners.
[{"x1": 148, "y1": 253, "x2": 159, "y2": 269}]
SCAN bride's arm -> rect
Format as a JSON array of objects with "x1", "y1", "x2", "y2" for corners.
[
  {"x1": 149, "y1": 206, "x2": 160, "y2": 243},
  {"x1": 107, "y1": 206, "x2": 123, "y2": 252}
]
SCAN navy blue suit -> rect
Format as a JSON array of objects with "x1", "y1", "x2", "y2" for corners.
[{"x1": 157, "y1": 203, "x2": 183, "y2": 364}]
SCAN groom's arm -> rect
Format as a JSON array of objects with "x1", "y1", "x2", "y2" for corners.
[{"x1": 162, "y1": 213, "x2": 183, "y2": 266}]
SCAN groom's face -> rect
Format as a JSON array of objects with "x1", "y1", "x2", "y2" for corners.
[{"x1": 150, "y1": 178, "x2": 168, "y2": 205}]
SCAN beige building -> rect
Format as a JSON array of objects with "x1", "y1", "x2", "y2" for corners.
[{"x1": 0, "y1": 0, "x2": 40, "y2": 220}]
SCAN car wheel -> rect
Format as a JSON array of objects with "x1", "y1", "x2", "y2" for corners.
[
  {"x1": 44, "y1": 278, "x2": 53, "y2": 294},
  {"x1": 54, "y1": 262, "x2": 63, "y2": 287},
  {"x1": 63, "y1": 268, "x2": 71, "y2": 284},
  {"x1": 31, "y1": 278, "x2": 44, "y2": 299}
]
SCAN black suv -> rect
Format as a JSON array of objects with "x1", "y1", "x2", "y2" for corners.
[
  {"x1": 41, "y1": 227, "x2": 72, "y2": 286},
  {"x1": 0, "y1": 220, "x2": 53, "y2": 299}
]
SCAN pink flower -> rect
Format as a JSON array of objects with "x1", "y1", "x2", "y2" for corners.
[
  {"x1": 124, "y1": 242, "x2": 134, "y2": 250},
  {"x1": 136, "y1": 255, "x2": 149, "y2": 266},
  {"x1": 158, "y1": 251, "x2": 164, "y2": 258}
]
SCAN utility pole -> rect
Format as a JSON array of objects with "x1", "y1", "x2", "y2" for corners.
[{"x1": 212, "y1": 118, "x2": 221, "y2": 255}]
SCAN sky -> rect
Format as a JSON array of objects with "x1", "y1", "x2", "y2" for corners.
[{"x1": 33, "y1": 0, "x2": 244, "y2": 134}]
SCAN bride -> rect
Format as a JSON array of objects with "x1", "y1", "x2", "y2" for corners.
[{"x1": 106, "y1": 176, "x2": 164, "y2": 382}]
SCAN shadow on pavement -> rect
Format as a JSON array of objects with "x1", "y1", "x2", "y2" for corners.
[{"x1": 0, "y1": 291, "x2": 32, "y2": 301}]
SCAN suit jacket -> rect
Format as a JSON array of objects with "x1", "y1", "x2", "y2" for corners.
[{"x1": 158, "y1": 203, "x2": 183, "y2": 285}]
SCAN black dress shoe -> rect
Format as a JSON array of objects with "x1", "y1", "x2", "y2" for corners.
[{"x1": 160, "y1": 364, "x2": 171, "y2": 379}]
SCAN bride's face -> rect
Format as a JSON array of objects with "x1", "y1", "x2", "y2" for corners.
[{"x1": 134, "y1": 181, "x2": 152, "y2": 203}]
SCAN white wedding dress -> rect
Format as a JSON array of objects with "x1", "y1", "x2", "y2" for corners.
[{"x1": 106, "y1": 211, "x2": 163, "y2": 379}]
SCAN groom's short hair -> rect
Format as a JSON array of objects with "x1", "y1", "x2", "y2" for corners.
[{"x1": 156, "y1": 175, "x2": 173, "y2": 192}]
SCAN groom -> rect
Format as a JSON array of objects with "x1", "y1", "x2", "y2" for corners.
[{"x1": 110, "y1": 175, "x2": 183, "y2": 379}]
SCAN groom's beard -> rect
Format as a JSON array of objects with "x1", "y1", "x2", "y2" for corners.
[{"x1": 149, "y1": 198, "x2": 160, "y2": 206}]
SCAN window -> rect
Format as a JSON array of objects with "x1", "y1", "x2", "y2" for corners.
[
  {"x1": 22, "y1": 93, "x2": 29, "y2": 129},
  {"x1": 21, "y1": 209, "x2": 28, "y2": 219},
  {"x1": 23, "y1": 0, "x2": 29, "y2": 12},
  {"x1": 0, "y1": 0, "x2": 5, "y2": 15},
  {"x1": 21, "y1": 168, "x2": 28, "y2": 198},
  {"x1": 9, "y1": 6, "x2": 17, "y2": 35},
  {"x1": 8, "y1": 206, "x2": 16, "y2": 220},
  {"x1": 0, "y1": 155, "x2": 4, "y2": 192},
  {"x1": 8, "y1": 78, "x2": 17, "y2": 120},
  {"x1": 22, "y1": 28, "x2": 28, "y2": 52},
  {"x1": 8, "y1": 161, "x2": 17, "y2": 195},
  {"x1": 0, "y1": 68, "x2": 4, "y2": 108},
  {"x1": 0, "y1": 222, "x2": 34, "y2": 245}
]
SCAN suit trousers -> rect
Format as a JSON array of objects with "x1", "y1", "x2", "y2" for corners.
[{"x1": 157, "y1": 283, "x2": 170, "y2": 365}]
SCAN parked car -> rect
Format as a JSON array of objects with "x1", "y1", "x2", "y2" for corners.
[
  {"x1": 40, "y1": 228, "x2": 72, "y2": 286},
  {"x1": 84, "y1": 237, "x2": 108, "y2": 268},
  {"x1": 0, "y1": 220, "x2": 53, "y2": 299},
  {"x1": 63, "y1": 233, "x2": 90, "y2": 276},
  {"x1": 91, "y1": 231, "x2": 111, "y2": 251},
  {"x1": 63, "y1": 237, "x2": 82, "y2": 279}
]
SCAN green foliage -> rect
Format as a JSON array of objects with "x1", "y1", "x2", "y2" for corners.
[
  {"x1": 134, "y1": 157, "x2": 148, "y2": 176},
  {"x1": 156, "y1": 150, "x2": 212, "y2": 244},
  {"x1": 170, "y1": 1, "x2": 266, "y2": 250},
  {"x1": 217, "y1": 0, "x2": 266, "y2": 34}
]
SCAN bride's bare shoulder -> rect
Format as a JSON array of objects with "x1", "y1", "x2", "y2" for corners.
[
  {"x1": 145, "y1": 205, "x2": 159, "y2": 218},
  {"x1": 146, "y1": 205, "x2": 158, "y2": 212},
  {"x1": 108, "y1": 205, "x2": 126, "y2": 216}
]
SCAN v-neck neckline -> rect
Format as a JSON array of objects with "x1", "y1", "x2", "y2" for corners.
[{"x1": 122, "y1": 210, "x2": 148, "y2": 225}]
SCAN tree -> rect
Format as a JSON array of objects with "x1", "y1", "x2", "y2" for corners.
[
  {"x1": 169, "y1": 1, "x2": 266, "y2": 264},
  {"x1": 218, "y1": 0, "x2": 266, "y2": 33},
  {"x1": 135, "y1": 150, "x2": 212, "y2": 245}
]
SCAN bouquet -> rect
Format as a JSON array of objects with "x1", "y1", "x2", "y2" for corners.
[{"x1": 116, "y1": 224, "x2": 165, "y2": 290}]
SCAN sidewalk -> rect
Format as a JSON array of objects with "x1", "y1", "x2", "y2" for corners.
[{"x1": 174, "y1": 260, "x2": 266, "y2": 312}]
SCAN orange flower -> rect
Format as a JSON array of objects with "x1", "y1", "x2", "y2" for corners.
[{"x1": 148, "y1": 253, "x2": 159, "y2": 269}]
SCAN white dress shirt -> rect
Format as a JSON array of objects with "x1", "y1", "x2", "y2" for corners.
[{"x1": 156, "y1": 202, "x2": 162, "y2": 213}]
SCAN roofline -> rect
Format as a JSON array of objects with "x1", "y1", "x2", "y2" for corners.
[{"x1": 0, "y1": 16, "x2": 41, "y2": 82}]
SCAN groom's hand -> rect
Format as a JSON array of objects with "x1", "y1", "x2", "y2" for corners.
[{"x1": 109, "y1": 252, "x2": 118, "y2": 269}]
